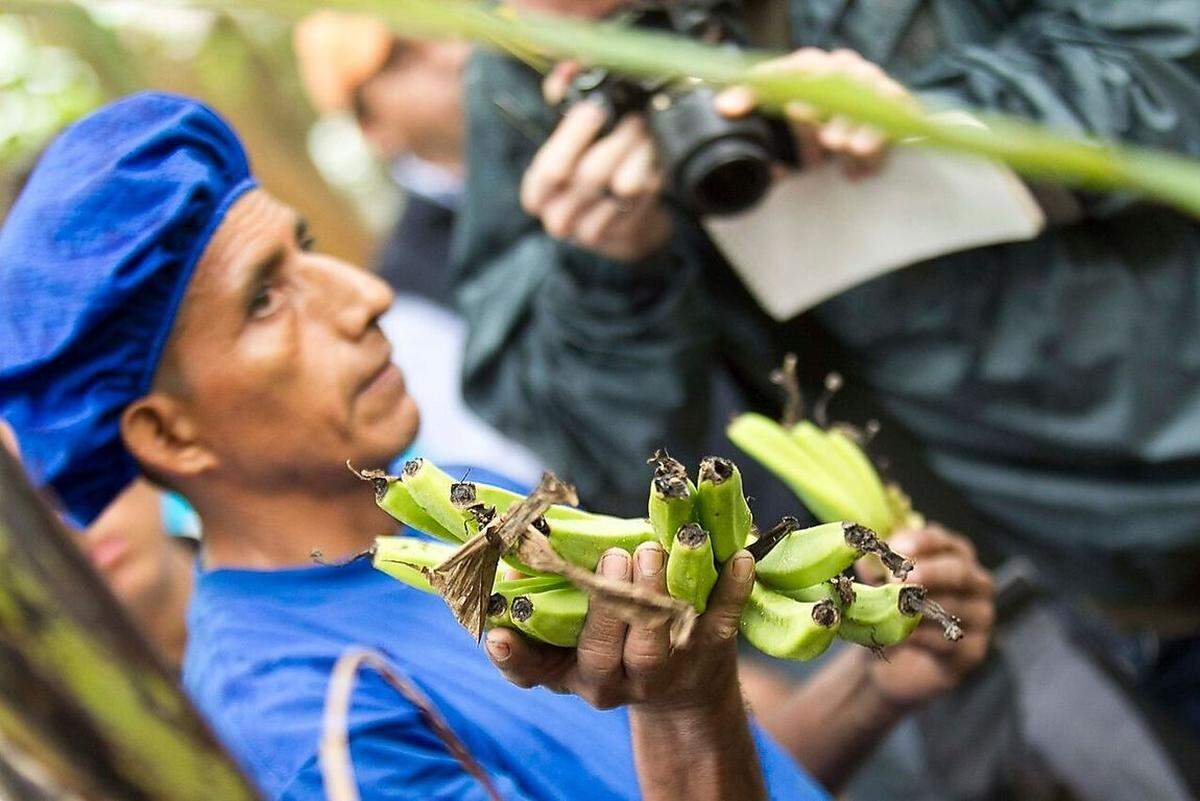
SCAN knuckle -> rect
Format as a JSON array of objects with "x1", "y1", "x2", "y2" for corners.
[
  {"x1": 541, "y1": 208, "x2": 573, "y2": 239},
  {"x1": 576, "y1": 640, "x2": 623, "y2": 672},
  {"x1": 583, "y1": 685, "x2": 620, "y2": 710},
  {"x1": 574, "y1": 159, "x2": 610, "y2": 195},
  {"x1": 623, "y1": 644, "x2": 666, "y2": 676}
]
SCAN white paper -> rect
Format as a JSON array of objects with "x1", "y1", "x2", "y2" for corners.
[{"x1": 703, "y1": 145, "x2": 1046, "y2": 321}]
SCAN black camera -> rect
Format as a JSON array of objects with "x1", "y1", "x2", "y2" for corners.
[{"x1": 563, "y1": 0, "x2": 795, "y2": 216}]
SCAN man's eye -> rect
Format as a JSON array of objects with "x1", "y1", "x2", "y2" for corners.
[{"x1": 249, "y1": 283, "x2": 283, "y2": 319}]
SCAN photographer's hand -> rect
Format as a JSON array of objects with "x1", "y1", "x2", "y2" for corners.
[
  {"x1": 520, "y1": 64, "x2": 672, "y2": 263},
  {"x1": 716, "y1": 48, "x2": 914, "y2": 179}
]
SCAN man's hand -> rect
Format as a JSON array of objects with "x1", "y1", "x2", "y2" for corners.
[
  {"x1": 862, "y1": 524, "x2": 995, "y2": 707},
  {"x1": 519, "y1": 64, "x2": 672, "y2": 262},
  {"x1": 716, "y1": 48, "x2": 913, "y2": 179},
  {"x1": 487, "y1": 544, "x2": 768, "y2": 801},
  {"x1": 485, "y1": 542, "x2": 754, "y2": 710}
]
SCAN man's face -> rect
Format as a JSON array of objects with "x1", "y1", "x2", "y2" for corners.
[
  {"x1": 82, "y1": 480, "x2": 178, "y2": 613},
  {"x1": 161, "y1": 189, "x2": 417, "y2": 492},
  {"x1": 359, "y1": 40, "x2": 470, "y2": 165}
]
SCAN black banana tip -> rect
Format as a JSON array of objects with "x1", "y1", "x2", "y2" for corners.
[
  {"x1": 812, "y1": 599, "x2": 841, "y2": 628},
  {"x1": 510, "y1": 596, "x2": 535, "y2": 623}
]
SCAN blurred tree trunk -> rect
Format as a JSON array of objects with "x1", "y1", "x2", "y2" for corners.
[{"x1": 0, "y1": 447, "x2": 262, "y2": 801}]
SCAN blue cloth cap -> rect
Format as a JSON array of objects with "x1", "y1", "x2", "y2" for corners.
[{"x1": 0, "y1": 92, "x2": 257, "y2": 526}]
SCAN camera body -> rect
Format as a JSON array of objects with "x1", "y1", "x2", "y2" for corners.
[{"x1": 563, "y1": 0, "x2": 795, "y2": 216}]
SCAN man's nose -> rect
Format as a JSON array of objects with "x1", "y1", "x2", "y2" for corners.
[{"x1": 312, "y1": 258, "x2": 395, "y2": 337}]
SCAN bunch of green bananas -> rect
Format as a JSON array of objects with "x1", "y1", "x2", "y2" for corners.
[
  {"x1": 367, "y1": 457, "x2": 945, "y2": 658},
  {"x1": 726, "y1": 412, "x2": 915, "y2": 538}
]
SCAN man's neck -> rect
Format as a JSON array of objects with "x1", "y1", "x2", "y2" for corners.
[{"x1": 195, "y1": 478, "x2": 394, "y2": 570}]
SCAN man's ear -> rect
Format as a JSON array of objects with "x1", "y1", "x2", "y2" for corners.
[{"x1": 120, "y1": 394, "x2": 216, "y2": 480}]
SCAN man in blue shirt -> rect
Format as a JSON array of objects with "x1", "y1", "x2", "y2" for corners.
[{"x1": 0, "y1": 92, "x2": 991, "y2": 800}]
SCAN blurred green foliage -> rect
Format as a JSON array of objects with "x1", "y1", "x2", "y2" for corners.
[{"x1": 0, "y1": 2, "x2": 373, "y2": 264}]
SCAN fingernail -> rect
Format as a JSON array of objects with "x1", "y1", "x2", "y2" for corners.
[
  {"x1": 485, "y1": 634, "x2": 510, "y2": 663},
  {"x1": 636, "y1": 545, "x2": 664, "y2": 576},
  {"x1": 890, "y1": 534, "x2": 916, "y2": 553},
  {"x1": 600, "y1": 549, "x2": 630, "y2": 578},
  {"x1": 732, "y1": 554, "x2": 754, "y2": 581}
]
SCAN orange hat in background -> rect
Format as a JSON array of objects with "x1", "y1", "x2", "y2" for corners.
[{"x1": 293, "y1": 9, "x2": 395, "y2": 114}]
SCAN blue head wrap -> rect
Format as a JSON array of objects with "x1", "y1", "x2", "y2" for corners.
[{"x1": 0, "y1": 92, "x2": 257, "y2": 526}]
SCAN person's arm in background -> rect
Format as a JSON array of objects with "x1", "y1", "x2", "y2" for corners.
[
  {"x1": 740, "y1": 525, "x2": 995, "y2": 793},
  {"x1": 451, "y1": 51, "x2": 713, "y2": 514},
  {"x1": 909, "y1": 0, "x2": 1200, "y2": 219}
]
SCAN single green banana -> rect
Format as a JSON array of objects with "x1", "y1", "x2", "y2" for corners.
[
  {"x1": 837, "y1": 583, "x2": 926, "y2": 648},
  {"x1": 755, "y1": 521, "x2": 908, "y2": 591},
  {"x1": 470, "y1": 481, "x2": 593, "y2": 522},
  {"x1": 824, "y1": 427, "x2": 895, "y2": 536},
  {"x1": 740, "y1": 582, "x2": 841, "y2": 661},
  {"x1": 726, "y1": 414, "x2": 860, "y2": 524},
  {"x1": 665, "y1": 523, "x2": 719, "y2": 612},
  {"x1": 400, "y1": 458, "x2": 479, "y2": 542},
  {"x1": 509, "y1": 586, "x2": 589, "y2": 647},
  {"x1": 648, "y1": 472, "x2": 696, "y2": 550},
  {"x1": 544, "y1": 515, "x2": 659, "y2": 572},
  {"x1": 790, "y1": 421, "x2": 891, "y2": 534},
  {"x1": 790, "y1": 421, "x2": 858, "y2": 489},
  {"x1": 355, "y1": 468, "x2": 462, "y2": 543},
  {"x1": 696, "y1": 457, "x2": 753, "y2": 563},
  {"x1": 487, "y1": 575, "x2": 575, "y2": 628},
  {"x1": 372, "y1": 535, "x2": 458, "y2": 592}
]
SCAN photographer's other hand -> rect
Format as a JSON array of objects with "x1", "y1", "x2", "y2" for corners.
[
  {"x1": 716, "y1": 48, "x2": 913, "y2": 179},
  {"x1": 520, "y1": 65, "x2": 672, "y2": 262},
  {"x1": 861, "y1": 524, "x2": 995, "y2": 706}
]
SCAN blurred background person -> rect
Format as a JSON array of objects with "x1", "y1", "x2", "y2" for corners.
[
  {"x1": 1, "y1": 420, "x2": 197, "y2": 672},
  {"x1": 451, "y1": 0, "x2": 1200, "y2": 798},
  {"x1": 294, "y1": 10, "x2": 542, "y2": 484}
]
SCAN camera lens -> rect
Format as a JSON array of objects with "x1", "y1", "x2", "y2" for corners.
[
  {"x1": 647, "y1": 87, "x2": 778, "y2": 217},
  {"x1": 679, "y1": 137, "x2": 774, "y2": 216}
]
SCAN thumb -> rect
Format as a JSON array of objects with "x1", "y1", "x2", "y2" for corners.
[
  {"x1": 714, "y1": 85, "x2": 757, "y2": 119},
  {"x1": 699, "y1": 550, "x2": 755, "y2": 643},
  {"x1": 544, "y1": 60, "x2": 581, "y2": 105}
]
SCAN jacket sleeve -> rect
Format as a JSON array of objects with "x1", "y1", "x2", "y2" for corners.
[
  {"x1": 909, "y1": 0, "x2": 1200, "y2": 216},
  {"x1": 450, "y1": 51, "x2": 713, "y2": 515}
]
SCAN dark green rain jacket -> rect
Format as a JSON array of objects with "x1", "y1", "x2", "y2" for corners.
[{"x1": 452, "y1": 0, "x2": 1200, "y2": 606}]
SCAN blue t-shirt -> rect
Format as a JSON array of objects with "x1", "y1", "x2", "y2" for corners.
[{"x1": 182, "y1": 468, "x2": 828, "y2": 801}]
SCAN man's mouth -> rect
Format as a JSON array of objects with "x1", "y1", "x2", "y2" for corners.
[{"x1": 360, "y1": 350, "x2": 403, "y2": 397}]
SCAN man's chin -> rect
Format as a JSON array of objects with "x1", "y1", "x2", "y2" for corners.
[{"x1": 355, "y1": 395, "x2": 420, "y2": 468}]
